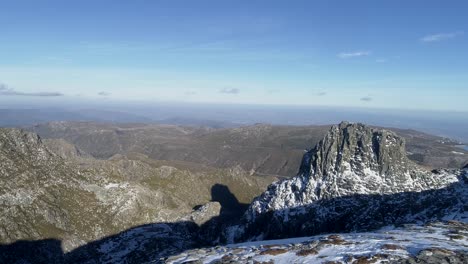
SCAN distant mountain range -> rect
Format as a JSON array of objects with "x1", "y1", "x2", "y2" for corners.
[
  {"x1": 1, "y1": 104, "x2": 468, "y2": 142},
  {"x1": 29, "y1": 121, "x2": 468, "y2": 175}
]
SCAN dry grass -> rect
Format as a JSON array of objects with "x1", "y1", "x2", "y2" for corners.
[
  {"x1": 381, "y1": 244, "x2": 406, "y2": 250},
  {"x1": 259, "y1": 248, "x2": 288, "y2": 256},
  {"x1": 423, "y1": 247, "x2": 455, "y2": 255},
  {"x1": 262, "y1": 244, "x2": 283, "y2": 249},
  {"x1": 352, "y1": 256, "x2": 378, "y2": 264},
  {"x1": 221, "y1": 254, "x2": 233, "y2": 261},
  {"x1": 296, "y1": 248, "x2": 319, "y2": 256},
  {"x1": 320, "y1": 234, "x2": 350, "y2": 245}
]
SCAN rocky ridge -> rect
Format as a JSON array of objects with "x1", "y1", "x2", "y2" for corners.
[
  {"x1": 0, "y1": 128, "x2": 174, "y2": 251},
  {"x1": 0, "y1": 128, "x2": 269, "y2": 254}
]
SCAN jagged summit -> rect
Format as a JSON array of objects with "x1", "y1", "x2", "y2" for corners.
[
  {"x1": 298, "y1": 121, "x2": 410, "y2": 178},
  {"x1": 234, "y1": 122, "x2": 465, "y2": 239},
  {"x1": 292, "y1": 121, "x2": 454, "y2": 198},
  {"x1": 249, "y1": 122, "x2": 457, "y2": 214}
]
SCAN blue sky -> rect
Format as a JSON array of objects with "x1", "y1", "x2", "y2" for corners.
[{"x1": 0, "y1": 0, "x2": 467, "y2": 111}]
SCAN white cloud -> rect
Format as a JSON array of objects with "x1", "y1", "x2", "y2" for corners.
[
  {"x1": 185, "y1": 91, "x2": 197, "y2": 95},
  {"x1": 219, "y1": 87, "x2": 240, "y2": 94},
  {"x1": 360, "y1": 96, "x2": 372, "y2": 102},
  {"x1": 266, "y1": 89, "x2": 279, "y2": 94},
  {"x1": 338, "y1": 51, "x2": 371, "y2": 59},
  {"x1": 0, "y1": 83, "x2": 63, "y2": 97},
  {"x1": 420, "y1": 31, "x2": 464, "y2": 42},
  {"x1": 98, "y1": 91, "x2": 111, "y2": 96},
  {"x1": 376, "y1": 58, "x2": 387, "y2": 63}
]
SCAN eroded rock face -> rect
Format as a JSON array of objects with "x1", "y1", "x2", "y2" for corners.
[
  {"x1": 300, "y1": 121, "x2": 410, "y2": 178},
  {"x1": 228, "y1": 122, "x2": 467, "y2": 242}
]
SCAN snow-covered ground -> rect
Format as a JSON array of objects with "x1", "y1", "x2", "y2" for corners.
[{"x1": 165, "y1": 221, "x2": 467, "y2": 264}]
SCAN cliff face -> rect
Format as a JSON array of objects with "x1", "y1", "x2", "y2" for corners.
[{"x1": 229, "y1": 122, "x2": 467, "y2": 242}]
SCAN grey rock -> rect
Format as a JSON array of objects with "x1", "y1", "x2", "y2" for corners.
[
  {"x1": 401, "y1": 248, "x2": 468, "y2": 264},
  {"x1": 187, "y1": 202, "x2": 222, "y2": 226},
  {"x1": 229, "y1": 122, "x2": 467, "y2": 242}
]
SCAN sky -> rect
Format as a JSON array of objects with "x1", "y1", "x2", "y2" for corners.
[{"x1": 0, "y1": 0, "x2": 467, "y2": 111}]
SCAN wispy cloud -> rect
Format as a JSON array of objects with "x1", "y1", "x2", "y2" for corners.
[
  {"x1": 185, "y1": 91, "x2": 197, "y2": 95},
  {"x1": 420, "y1": 31, "x2": 464, "y2": 42},
  {"x1": 0, "y1": 83, "x2": 63, "y2": 97},
  {"x1": 360, "y1": 96, "x2": 372, "y2": 102},
  {"x1": 338, "y1": 51, "x2": 371, "y2": 59},
  {"x1": 219, "y1": 87, "x2": 240, "y2": 94},
  {"x1": 266, "y1": 89, "x2": 279, "y2": 94},
  {"x1": 98, "y1": 91, "x2": 111, "y2": 96},
  {"x1": 376, "y1": 58, "x2": 387, "y2": 63},
  {"x1": 316, "y1": 91, "x2": 327, "y2": 96}
]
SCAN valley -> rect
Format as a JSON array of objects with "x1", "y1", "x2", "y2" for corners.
[{"x1": 30, "y1": 121, "x2": 468, "y2": 178}]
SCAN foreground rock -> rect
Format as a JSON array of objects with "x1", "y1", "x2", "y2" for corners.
[{"x1": 166, "y1": 222, "x2": 468, "y2": 264}]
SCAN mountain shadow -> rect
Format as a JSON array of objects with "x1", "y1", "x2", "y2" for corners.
[
  {"x1": 0, "y1": 239, "x2": 64, "y2": 264},
  {"x1": 0, "y1": 180, "x2": 466, "y2": 263},
  {"x1": 210, "y1": 183, "x2": 249, "y2": 218},
  {"x1": 0, "y1": 220, "x2": 204, "y2": 264},
  {"x1": 0, "y1": 185, "x2": 245, "y2": 264}
]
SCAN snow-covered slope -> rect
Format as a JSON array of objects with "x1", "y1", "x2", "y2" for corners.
[
  {"x1": 227, "y1": 122, "x2": 467, "y2": 242},
  {"x1": 168, "y1": 221, "x2": 468, "y2": 264}
]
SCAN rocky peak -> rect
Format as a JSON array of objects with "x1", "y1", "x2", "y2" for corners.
[
  {"x1": 0, "y1": 128, "x2": 55, "y2": 164},
  {"x1": 224, "y1": 122, "x2": 466, "y2": 243},
  {"x1": 299, "y1": 122, "x2": 410, "y2": 178},
  {"x1": 244, "y1": 122, "x2": 460, "y2": 221}
]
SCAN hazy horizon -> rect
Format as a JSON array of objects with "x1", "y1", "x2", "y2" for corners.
[{"x1": 1, "y1": 100, "x2": 467, "y2": 143}]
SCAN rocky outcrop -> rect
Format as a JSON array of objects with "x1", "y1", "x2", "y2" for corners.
[
  {"x1": 227, "y1": 122, "x2": 467, "y2": 242},
  {"x1": 183, "y1": 202, "x2": 222, "y2": 226}
]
